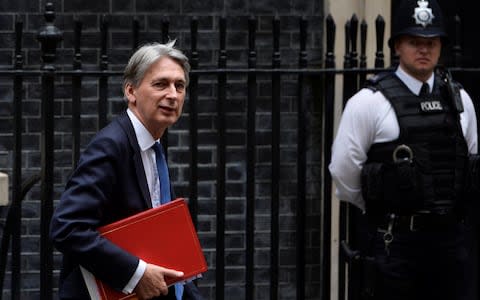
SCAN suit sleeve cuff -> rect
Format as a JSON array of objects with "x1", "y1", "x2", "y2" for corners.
[{"x1": 122, "y1": 259, "x2": 146, "y2": 294}]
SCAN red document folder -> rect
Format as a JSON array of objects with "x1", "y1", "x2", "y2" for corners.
[{"x1": 80, "y1": 198, "x2": 207, "y2": 300}]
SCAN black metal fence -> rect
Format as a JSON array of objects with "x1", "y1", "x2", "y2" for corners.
[{"x1": 0, "y1": 2, "x2": 479, "y2": 300}]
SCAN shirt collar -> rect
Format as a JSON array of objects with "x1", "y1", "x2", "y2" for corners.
[
  {"x1": 395, "y1": 65, "x2": 434, "y2": 96},
  {"x1": 127, "y1": 108, "x2": 157, "y2": 151}
]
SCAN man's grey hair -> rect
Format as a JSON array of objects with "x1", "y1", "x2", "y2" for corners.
[{"x1": 123, "y1": 40, "x2": 190, "y2": 92}]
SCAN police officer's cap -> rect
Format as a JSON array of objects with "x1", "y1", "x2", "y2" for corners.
[{"x1": 388, "y1": 0, "x2": 447, "y2": 49}]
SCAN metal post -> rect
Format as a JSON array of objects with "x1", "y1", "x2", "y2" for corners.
[
  {"x1": 270, "y1": 16, "x2": 281, "y2": 300},
  {"x1": 10, "y1": 16, "x2": 23, "y2": 300},
  {"x1": 216, "y1": 16, "x2": 227, "y2": 300},
  {"x1": 36, "y1": 3, "x2": 62, "y2": 299},
  {"x1": 72, "y1": 18, "x2": 82, "y2": 168},
  {"x1": 98, "y1": 15, "x2": 109, "y2": 129},
  {"x1": 375, "y1": 15, "x2": 385, "y2": 69},
  {"x1": 161, "y1": 19, "x2": 170, "y2": 155},
  {"x1": 246, "y1": 15, "x2": 257, "y2": 300},
  {"x1": 324, "y1": 14, "x2": 336, "y2": 300},
  {"x1": 189, "y1": 17, "x2": 199, "y2": 227}
]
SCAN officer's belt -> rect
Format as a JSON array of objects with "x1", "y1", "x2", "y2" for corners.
[{"x1": 376, "y1": 213, "x2": 463, "y2": 232}]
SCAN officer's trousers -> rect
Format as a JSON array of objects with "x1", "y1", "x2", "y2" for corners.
[{"x1": 367, "y1": 222, "x2": 472, "y2": 300}]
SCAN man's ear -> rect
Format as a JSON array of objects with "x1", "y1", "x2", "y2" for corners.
[
  {"x1": 124, "y1": 83, "x2": 136, "y2": 104},
  {"x1": 393, "y1": 37, "x2": 402, "y2": 56}
]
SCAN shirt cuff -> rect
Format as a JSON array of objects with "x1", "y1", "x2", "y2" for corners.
[{"x1": 122, "y1": 259, "x2": 147, "y2": 294}]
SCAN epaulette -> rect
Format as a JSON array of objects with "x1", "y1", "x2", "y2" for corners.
[
  {"x1": 435, "y1": 66, "x2": 465, "y2": 113},
  {"x1": 453, "y1": 80, "x2": 463, "y2": 91},
  {"x1": 364, "y1": 72, "x2": 392, "y2": 92},
  {"x1": 441, "y1": 79, "x2": 464, "y2": 92},
  {"x1": 435, "y1": 66, "x2": 464, "y2": 90}
]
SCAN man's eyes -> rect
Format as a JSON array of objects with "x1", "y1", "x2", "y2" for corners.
[
  {"x1": 152, "y1": 81, "x2": 185, "y2": 92},
  {"x1": 175, "y1": 83, "x2": 186, "y2": 91},
  {"x1": 153, "y1": 81, "x2": 167, "y2": 88},
  {"x1": 407, "y1": 40, "x2": 436, "y2": 48}
]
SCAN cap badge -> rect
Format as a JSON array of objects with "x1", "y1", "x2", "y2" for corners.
[{"x1": 413, "y1": 0, "x2": 435, "y2": 27}]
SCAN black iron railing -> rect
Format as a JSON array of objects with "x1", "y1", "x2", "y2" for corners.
[{"x1": 0, "y1": 2, "x2": 479, "y2": 300}]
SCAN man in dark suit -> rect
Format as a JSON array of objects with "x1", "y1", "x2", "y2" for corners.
[{"x1": 50, "y1": 41, "x2": 204, "y2": 300}]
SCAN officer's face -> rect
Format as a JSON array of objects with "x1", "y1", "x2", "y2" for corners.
[{"x1": 395, "y1": 35, "x2": 441, "y2": 82}]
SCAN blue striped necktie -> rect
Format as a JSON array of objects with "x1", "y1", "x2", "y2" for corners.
[
  {"x1": 151, "y1": 141, "x2": 184, "y2": 300},
  {"x1": 152, "y1": 141, "x2": 171, "y2": 205}
]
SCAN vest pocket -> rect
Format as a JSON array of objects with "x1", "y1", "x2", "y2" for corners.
[{"x1": 362, "y1": 161, "x2": 423, "y2": 216}]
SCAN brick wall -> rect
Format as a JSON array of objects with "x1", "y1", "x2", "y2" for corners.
[{"x1": 0, "y1": 0, "x2": 324, "y2": 299}]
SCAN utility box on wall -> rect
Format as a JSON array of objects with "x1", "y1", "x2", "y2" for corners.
[{"x1": 0, "y1": 173, "x2": 8, "y2": 206}]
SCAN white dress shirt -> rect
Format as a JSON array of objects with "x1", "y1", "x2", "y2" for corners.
[
  {"x1": 122, "y1": 109, "x2": 164, "y2": 294},
  {"x1": 329, "y1": 66, "x2": 478, "y2": 210}
]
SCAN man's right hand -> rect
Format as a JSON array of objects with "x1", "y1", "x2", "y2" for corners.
[{"x1": 134, "y1": 263, "x2": 184, "y2": 299}]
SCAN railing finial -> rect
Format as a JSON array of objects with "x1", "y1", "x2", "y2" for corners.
[
  {"x1": 37, "y1": 2, "x2": 63, "y2": 69},
  {"x1": 44, "y1": 2, "x2": 55, "y2": 23}
]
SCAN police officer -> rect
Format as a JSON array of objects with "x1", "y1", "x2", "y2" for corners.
[{"x1": 329, "y1": 0, "x2": 478, "y2": 299}]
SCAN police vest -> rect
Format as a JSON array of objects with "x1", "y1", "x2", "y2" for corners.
[{"x1": 363, "y1": 72, "x2": 468, "y2": 215}]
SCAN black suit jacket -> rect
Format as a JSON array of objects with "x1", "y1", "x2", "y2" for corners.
[{"x1": 50, "y1": 111, "x2": 203, "y2": 299}]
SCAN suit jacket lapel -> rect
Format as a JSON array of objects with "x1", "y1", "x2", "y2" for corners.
[{"x1": 116, "y1": 111, "x2": 152, "y2": 209}]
